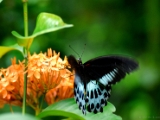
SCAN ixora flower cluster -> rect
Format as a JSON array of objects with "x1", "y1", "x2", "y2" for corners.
[{"x1": 0, "y1": 48, "x2": 74, "y2": 110}]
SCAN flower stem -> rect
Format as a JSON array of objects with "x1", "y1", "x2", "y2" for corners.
[
  {"x1": 39, "y1": 94, "x2": 45, "y2": 112},
  {"x1": 22, "y1": 0, "x2": 28, "y2": 115},
  {"x1": 23, "y1": 0, "x2": 28, "y2": 37},
  {"x1": 10, "y1": 104, "x2": 13, "y2": 113},
  {"x1": 22, "y1": 58, "x2": 28, "y2": 115}
]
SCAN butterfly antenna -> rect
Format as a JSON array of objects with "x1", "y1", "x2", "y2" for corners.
[
  {"x1": 69, "y1": 45, "x2": 81, "y2": 58},
  {"x1": 80, "y1": 44, "x2": 86, "y2": 58}
]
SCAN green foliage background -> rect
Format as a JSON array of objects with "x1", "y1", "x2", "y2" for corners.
[{"x1": 0, "y1": 0, "x2": 159, "y2": 120}]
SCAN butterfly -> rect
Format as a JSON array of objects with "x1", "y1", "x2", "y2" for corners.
[{"x1": 68, "y1": 55, "x2": 138, "y2": 114}]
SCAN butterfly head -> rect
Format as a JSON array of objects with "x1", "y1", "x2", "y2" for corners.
[{"x1": 77, "y1": 58, "x2": 83, "y2": 65}]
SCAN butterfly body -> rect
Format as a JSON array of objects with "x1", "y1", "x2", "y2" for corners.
[{"x1": 68, "y1": 55, "x2": 138, "y2": 114}]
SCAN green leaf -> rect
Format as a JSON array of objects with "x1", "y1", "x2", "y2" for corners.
[
  {"x1": 11, "y1": 31, "x2": 33, "y2": 50},
  {"x1": 33, "y1": 12, "x2": 73, "y2": 36},
  {"x1": 0, "y1": 113, "x2": 40, "y2": 120},
  {"x1": 12, "y1": 13, "x2": 73, "y2": 50},
  {"x1": 37, "y1": 98, "x2": 122, "y2": 120},
  {"x1": 0, "y1": 44, "x2": 24, "y2": 58}
]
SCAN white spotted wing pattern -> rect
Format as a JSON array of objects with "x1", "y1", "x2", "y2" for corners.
[{"x1": 68, "y1": 55, "x2": 138, "y2": 114}]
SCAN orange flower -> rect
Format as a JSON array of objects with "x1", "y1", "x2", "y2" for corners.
[
  {"x1": 26, "y1": 48, "x2": 74, "y2": 110},
  {"x1": 0, "y1": 49, "x2": 74, "y2": 112},
  {"x1": 0, "y1": 57, "x2": 24, "y2": 107},
  {"x1": 45, "y1": 68, "x2": 74, "y2": 104}
]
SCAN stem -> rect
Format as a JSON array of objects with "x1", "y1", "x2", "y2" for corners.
[
  {"x1": 22, "y1": 58, "x2": 28, "y2": 115},
  {"x1": 23, "y1": 0, "x2": 28, "y2": 37},
  {"x1": 9, "y1": 105, "x2": 13, "y2": 113},
  {"x1": 35, "y1": 94, "x2": 45, "y2": 116},
  {"x1": 35, "y1": 106, "x2": 41, "y2": 116},
  {"x1": 40, "y1": 94, "x2": 45, "y2": 111},
  {"x1": 22, "y1": 0, "x2": 28, "y2": 115}
]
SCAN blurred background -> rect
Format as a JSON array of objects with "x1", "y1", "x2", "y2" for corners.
[{"x1": 0, "y1": 0, "x2": 159, "y2": 120}]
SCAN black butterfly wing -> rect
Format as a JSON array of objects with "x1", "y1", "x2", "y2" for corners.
[
  {"x1": 68, "y1": 55, "x2": 138, "y2": 114},
  {"x1": 83, "y1": 55, "x2": 138, "y2": 84},
  {"x1": 81, "y1": 56, "x2": 138, "y2": 114}
]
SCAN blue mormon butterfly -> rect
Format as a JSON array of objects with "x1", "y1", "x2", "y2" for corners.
[{"x1": 68, "y1": 55, "x2": 138, "y2": 114}]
